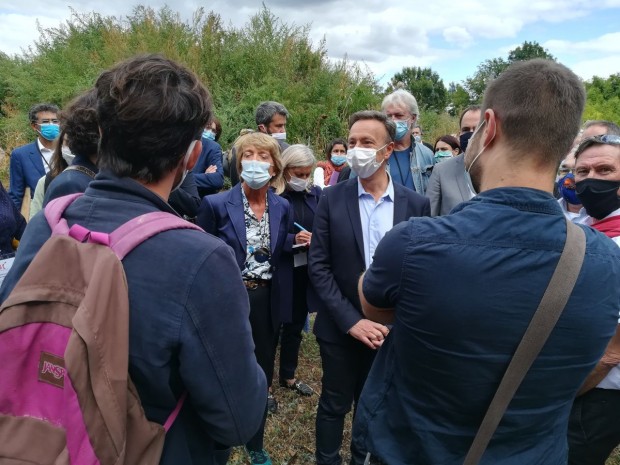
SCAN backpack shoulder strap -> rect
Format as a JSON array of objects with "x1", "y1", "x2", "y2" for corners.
[
  {"x1": 45, "y1": 195, "x2": 203, "y2": 259},
  {"x1": 107, "y1": 212, "x2": 203, "y2": 260},
  {"x1": 44, "y1": 193, "x2": 83, "y2": 233}
]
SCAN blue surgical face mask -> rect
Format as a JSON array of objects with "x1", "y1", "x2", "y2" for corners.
[
  {"x1": 414, "y1": 134, "x2": 422, "y2": 144},
  {"x1": 39, "y1": 123, "x2": 60, "y2": 141},
  {"x1": 394, "y1": 120, "x2": 410, "y2": 141},
  {"x1": 203, "y1": 129, "x2": 216, "y2": 141},
  {"x1": 241, "y1": 160, "x2": 272, "y2": 189},
  {"x1": 331, "y1": 155, "x2": 347, "y2": 166}
]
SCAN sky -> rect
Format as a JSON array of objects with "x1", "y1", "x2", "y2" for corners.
[{"x1": 1, "y1": 0, "x2": 619, "y2": 88}]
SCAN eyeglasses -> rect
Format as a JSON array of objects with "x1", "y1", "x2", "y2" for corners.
[
  {"x1": 37, "y1": 119, "x2": 60, "y2": 125},
  {"x1": 575, "y1": 134, "x2": 620, "y2": 158}
]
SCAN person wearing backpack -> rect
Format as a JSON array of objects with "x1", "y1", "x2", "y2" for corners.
[{"x1": 0, "y1": 54, "x2": 267, "y2": 465}]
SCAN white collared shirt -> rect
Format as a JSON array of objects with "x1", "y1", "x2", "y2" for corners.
[
  {"x1": 557, "y1": 198, "x2": 589, "y2": 225},
  {"x1": 37, "y1": 139, "x2": 53, "y2": 173},
  {"x1": 588, "y1": 207, "x2": 620, "y2": 390},
  {"x1": 357, "y1": 172, "x2": 395, "y2": 269}
]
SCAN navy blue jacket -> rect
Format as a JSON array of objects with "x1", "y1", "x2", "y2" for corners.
[
  {"x1": 192, "y1": 138, "x2": 224, "y2": 198},
  {"x1": 0, "y1": 171, "x2": 267, "y2": 465},
  {"x1": 353, "y1": 188, "x2": 620, "y2": 465},
  {"x1": 0, "y1": 181, "x2": 26, "y2": 256},
  {"x1": 8, "y1": 141, "x2": 46, "y2": 209},
  {"x1": 43, "y1": 155, "x2": 98, "y2": 206},
  {"x1": 308, "y1": 177, "x2": 430, "y2": 344},
  {"x1": 197, "y1": 183, "x2": 294, "y2": 328}
]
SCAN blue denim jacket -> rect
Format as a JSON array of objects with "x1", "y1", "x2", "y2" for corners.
[{"x1": 353, "y1": 187, "x2": 620, "y2": 465}]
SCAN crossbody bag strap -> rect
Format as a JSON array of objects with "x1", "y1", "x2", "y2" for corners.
[{"x1": 463, "y1": 219, "x2": 586, "y2": 465}]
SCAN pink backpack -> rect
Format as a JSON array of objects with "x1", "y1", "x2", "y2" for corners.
[{"x1": 0, "y1": 193, "x2": 202, "y2": 464}]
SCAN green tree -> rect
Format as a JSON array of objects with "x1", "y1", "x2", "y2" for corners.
[
  {"x1": 508, "y1": 40, "x2": 555, "y2": 63},
  {"x1": 583, "y1": 74, "x2": 620, "y2": 124},
  {"x1": 463, "y1": 40, "x2": 556, "y2": 103},
  {"x1": 446, "y1": 81, "x2": 472, "y2": 117},
  {"x1": 463, "y1": 57, "x2": 508, "y2": 103},
  {"x1": 385, "y1": 66, "x2": 447, "y2": 113}
]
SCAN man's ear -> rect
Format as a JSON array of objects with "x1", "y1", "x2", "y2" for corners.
[
  {"x1": 483, "y1": 109, "x2": 497, "y2": 147},
  {"x1": 383, "y1": 141, "x2": 395, "y2": 161},
  {"x1": 187, "y1": 140, "x2": 202, "y2": 171}
]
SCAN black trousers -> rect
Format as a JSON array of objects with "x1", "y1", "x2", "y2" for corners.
[
  {"x1": 246, "y1": 285, "x2": 279, "y2": 453},
  {"x1": 568, "y1": 387, "x2": 620, "y2": 465},
  {"x1": 279, "y1": 267, "x2": 309, "y2": 381},
  {"x1": 315, "y1": 338, "x2": 377, "y2": 465}
]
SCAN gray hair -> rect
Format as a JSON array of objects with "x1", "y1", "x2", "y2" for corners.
[
  {"x1": 281, "y1": 144, "x2": 316, "y2": 170},
  {"x1": 583, "y1": 120, "x2": 620, "y2": 136},
  {"x1": 381, "y1": 89, "x2": 419, "y2": 116},
  {"x1": 255, "y1": 101, "x2": 289, "y2": 127}
]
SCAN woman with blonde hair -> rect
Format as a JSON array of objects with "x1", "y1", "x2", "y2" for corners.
[
  {"x1": 197, "y1": 132, "x2": 293, "y2": 465},
  {"x1": 277, "y1": 144, "x2": 321, "y2": 397}
]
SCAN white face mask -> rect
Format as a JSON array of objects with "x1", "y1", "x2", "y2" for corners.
[
  {"x1": 61, "y1": 146, "x2": 75, "y2": 165},
  {"x1": 346, "y1": 144, "x2": 387, "y2": 179},
  {"x1": 287, "y1": 175, "x2": 309, "y2": 192},
  {"x1": 172, "y1": 140, "x2": 197, "y2": 192},
  {"x1": 271, "y1": 132, "x2": 287, "y2": 141}
]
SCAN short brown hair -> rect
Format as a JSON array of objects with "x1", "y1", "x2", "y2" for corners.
[
  {"x1": 96, "y1": 54, "x2": 211, "y2": 183},
  {"x1": 481, "y1": 59, "x2": 585, "y2": 167},
  {"x1": 348, "y1": 110, "x2": 396, "y2": 143}
]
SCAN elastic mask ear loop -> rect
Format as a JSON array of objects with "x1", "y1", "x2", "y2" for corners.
[{"x1": 466, "y1": 120, "x2": 496, "y2": 173}]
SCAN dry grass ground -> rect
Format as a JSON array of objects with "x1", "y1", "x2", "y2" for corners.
[{"x1": 227, "y1": 327, "x2": 353, "y2": 465}]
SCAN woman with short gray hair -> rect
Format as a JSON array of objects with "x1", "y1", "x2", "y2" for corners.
[{"x1": 277, "y1": 144, "x2": 321, "y2": 397}]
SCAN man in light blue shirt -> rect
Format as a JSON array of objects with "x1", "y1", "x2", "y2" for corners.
[
  {"x1": 358, "y1": 173, "x2": 394, "y2": 268},
  {"x1": 309, "y1": 110, "x2": 429, "y2": 465}
]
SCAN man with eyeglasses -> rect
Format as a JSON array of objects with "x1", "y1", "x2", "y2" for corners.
[
  {"x1": 557, "y1": 121, "x2": 620, "y2": 225},
  {"x1": 568, "y1": 131, "x2": 620, "y2": 465},
  {"x1": 8, "y1": 103, "x2": 60, "y2": 210}
]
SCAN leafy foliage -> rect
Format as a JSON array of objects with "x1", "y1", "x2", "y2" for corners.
[
  {"x1": 463, "y1": 41, "x2": 556, "y2": 103},
  {"x1": 583, "y1": 74, "x2": 620, "y2": 125},
  {"x1": 0, "y1": 5, "x2": 380, "y2": 157},
  {"x1": 385, "y1": 67, "x2": 448, "y2": 113}
]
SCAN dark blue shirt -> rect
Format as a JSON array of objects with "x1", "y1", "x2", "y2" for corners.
[
  {"x1": 389, "y1": 148, "x2": 414, "y2": 191},
  {"x1": 0, "y1": 171, "x2": 266, "y2": 465},
  {"x1": 353, "y1": 187, "x2": 620, "y2": 465}
]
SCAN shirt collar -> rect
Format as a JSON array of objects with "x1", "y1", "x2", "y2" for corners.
[
  {"x1": 453, "y1": 187, "x2": 564, "y2": 216},
  {"x1": 37, "y1": 138, "x2": 52, "y2": 153},
  {"x1": 357, "y1": 169, "x2": 394, "y2": 201}
]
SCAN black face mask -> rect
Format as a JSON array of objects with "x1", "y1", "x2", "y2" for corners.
[
  {"x1": 575, "y1": 178, "x2": 620, "y2": 220},
  {"x1": 460, "y1": 131, "x2": 473, "y2": 154}
]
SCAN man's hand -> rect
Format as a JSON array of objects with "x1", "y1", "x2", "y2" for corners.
[
  {"x1": 348, "y1": 319, "x2": 390, "y2": 349},
  {"x1": 205, "y1": 165, "x2": 217, "y2": 174},
  {"x1": 295, "y1": 231, "x2": 312, "y2": 245}
]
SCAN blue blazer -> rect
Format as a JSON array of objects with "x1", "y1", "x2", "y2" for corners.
[
  {"x1": 197, "y1": 184, "x2": 294, "y2": 329},
  {"x1": 308, "y1": 177, "x2": 431, "y2": 344},
  {"x1": 192, "y1": 138, "x2": 224, "y2": 198},
  {"x1": 8, "y1": 141, "x2": 46, "y2": 209}
]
